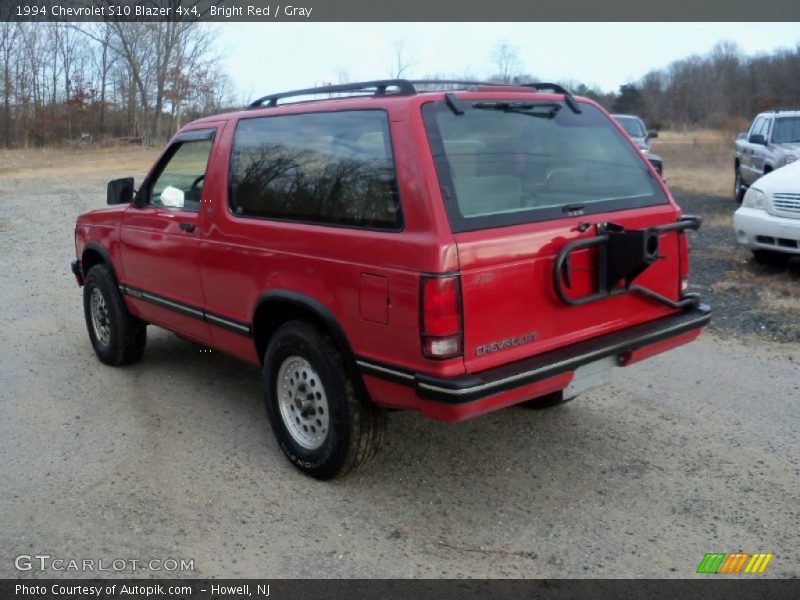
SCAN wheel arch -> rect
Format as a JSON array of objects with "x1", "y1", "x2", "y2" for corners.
[
  {"x1": 252, "y1": 290, "x2": 369, "y2": 398},
  {"x1": 82, "y1": 242, "x2": 115, "y2": 279}
]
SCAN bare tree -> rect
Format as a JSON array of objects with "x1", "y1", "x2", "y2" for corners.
[
  {"x1": 0, "y1": 22, "x2": 20, "y2": 146},
  {"x1": 490, "y1": 42, "x2": 522, "y2": 84},
  {"x1": 389, "y1": 40, "x2": 417, "y2": 79},
  {"x1": 87, "y1": 23, "x2": 118, "y2": 136}
]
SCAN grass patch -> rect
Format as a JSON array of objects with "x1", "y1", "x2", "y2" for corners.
[
  {"x1": 0, "y1": 146, "x2": 159, "y2": 181},
  {"x1": 652, "y1": 129, "x2": 734, "y2": 197}
]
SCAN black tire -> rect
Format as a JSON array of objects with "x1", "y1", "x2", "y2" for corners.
[
  {"x1": 734, "y1": 169, "x2": 745, "y2": 204},
  {"x1": 83, "y1": 264, "x2": 147, "y2": 365},
  {"x1": 752, "y1": 249, "x2": 791, "y2": 266},
  {"x1": 517, "y1": 390, "x2": 575, "y2": 410},
  {"x1": 263, "y1": 320, "x2": 385, "y2": 479}
]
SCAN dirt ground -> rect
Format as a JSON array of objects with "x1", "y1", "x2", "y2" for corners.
[{"x1": 0, "y1": 146, "x2": 798, "y2": 579}]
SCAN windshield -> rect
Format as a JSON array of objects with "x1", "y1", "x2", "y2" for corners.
[
  {"x1": 614, "y1": 116, "x2": 646, "y2": 138},
  {"x1": 423, "y1": 101, "x2": 667, "y2": 232},
  {"x1": 772, "y1": 117, "x2": 800, "y2": 144}
]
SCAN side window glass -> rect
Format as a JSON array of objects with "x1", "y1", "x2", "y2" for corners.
[
  {"x1": 150, "y1": 139, "x2": 214, "y2": 211},
  {"x1": 749, "y1": 118, "x2": 762, "y2": 137},
  {"x1": 228, "y1": 111, "x2": 401, "y2": 230},
  {"x1": 761, "y1": 118, "x2": 772, "y2": 141},
  {"x1": 756, "y1": 117, "x2": 769, "y2": 136}
]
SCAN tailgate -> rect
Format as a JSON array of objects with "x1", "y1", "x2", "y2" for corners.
[{"x1": 455, "y1": 206, "x2": 685, "y2": 374}]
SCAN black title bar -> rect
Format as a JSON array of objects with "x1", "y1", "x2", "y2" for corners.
[
  {"x1": 2, "y1": 579, "x2": 800, "y2": 600},
  {"x1": 5, "y1": 0, "x2": 800, "y2": 21}
]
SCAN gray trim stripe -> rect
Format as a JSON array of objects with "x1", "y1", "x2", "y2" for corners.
[
  {"x1": 119, "y1": 284, "x2": 252, "y2": 337},
  {"x1": 206, "y1": 312, "x2": 251, "y2": 334},
  {"x1": 356, "y1": 360, "x2": 415, "y2": 381}
]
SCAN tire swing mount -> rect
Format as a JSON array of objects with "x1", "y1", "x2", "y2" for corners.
[{"x1": 553, "y1": 215, "x2": 703, "y2": 310}]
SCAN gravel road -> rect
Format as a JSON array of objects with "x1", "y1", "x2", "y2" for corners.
[{"x1": 0, "y1": 152, "x2": 797, "y2": 578}]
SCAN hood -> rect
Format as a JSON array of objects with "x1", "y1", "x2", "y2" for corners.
[{"x1": 752, "y1": 159, "x2": 800, "y2": 194}]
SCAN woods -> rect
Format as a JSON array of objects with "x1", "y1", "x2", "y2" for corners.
[
  {"x1": 479, "y1": 40, "x2": 800, "y2": 131},
  {"x1": 1, "y1": 22, "x2": 799, "y2": 149},
  {"x1": 0, "y1": 19, "x2": 232, "y2": 148},
  {"x1": 627, "y1": 42, "x2": 800, "y2": 130}
]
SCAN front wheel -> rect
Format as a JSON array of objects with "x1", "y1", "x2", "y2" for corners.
[
  {"x1": 734, "y1": 169, "x2": 745, "y2": 203},
  {"x1": 263, "y1": 321, "x2": 385, "y2": 479},
  {"x1": 82, "y1": 264, "x2": 147, "y2": 365}
]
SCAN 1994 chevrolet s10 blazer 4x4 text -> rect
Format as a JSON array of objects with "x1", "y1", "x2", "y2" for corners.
[{"x1": 71, "y1": 80, "x2": 710, "y2": 478}]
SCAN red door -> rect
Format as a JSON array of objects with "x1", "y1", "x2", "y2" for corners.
[{"x1": 120, "y1": 127, "x2": 219, "y2": 343}]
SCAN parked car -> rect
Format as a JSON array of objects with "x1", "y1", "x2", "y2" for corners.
[
  {"x1": 611, "y1": 114, "x2": 663, "y2": 175},
  {"x1": 71, "y1": 80, "x2": 710, "y2": 479},
  {"x1": 734, "y1": 109, "x2": 800, "y2": 203},
  {"x1": 734, "y1": 159, "x2": 800, "y2": 264}
]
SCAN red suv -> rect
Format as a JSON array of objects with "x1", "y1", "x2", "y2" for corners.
[{"x1": 71, "y1": 80, "x2": 710, "y2": 478}]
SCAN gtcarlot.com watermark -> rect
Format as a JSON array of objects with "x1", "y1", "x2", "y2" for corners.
[{"x1": 14, "y1": 554, "x2": 195, "y2": 573}]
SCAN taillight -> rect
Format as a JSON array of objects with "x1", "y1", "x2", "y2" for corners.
[
  {"x1": 678, "y1": 232, "x2": 690, "y2": 294},
  {"x1": 420, "y1": 274, "x2": 463, "y2": 359}
]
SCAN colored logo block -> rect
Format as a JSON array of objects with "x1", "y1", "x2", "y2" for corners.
[{"x1": 696, "y1": 552, "x2": 773, "y2": 574}]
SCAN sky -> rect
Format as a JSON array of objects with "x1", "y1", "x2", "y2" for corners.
[{"x1": 218, "y1": 22, "x2": 800, "y2": 103}]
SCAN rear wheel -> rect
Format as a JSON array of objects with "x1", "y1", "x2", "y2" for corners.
[
  {"x1": 263, "y1": 320, "x2": 385, "y2": 479},
  {"x1": 752, "y1": 249, "x2": 791, "y2": 266},
  {"x1": 734, "y1": 169, "x2": 745, "y2": 203},
  {"x1": 83, "y1": 264, "x2": 147, "y2": 365}
]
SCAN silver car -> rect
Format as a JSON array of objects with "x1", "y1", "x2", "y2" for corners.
[{"x1": 612, "y1": 114, "x2": 663, "y2": 176}]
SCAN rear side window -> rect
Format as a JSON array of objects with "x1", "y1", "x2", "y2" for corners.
[
  {"x1": 229, "y1": 110, "x2": 402, "y2": 230},
  {"x1": 423, "y1": 101, "x2": 668, "y2": 232}
]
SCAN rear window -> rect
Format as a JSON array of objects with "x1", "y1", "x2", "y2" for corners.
[
  {"x1": 229, "y1": 110, "x2": 402, "y2": 230},
  {"x1": 422, "y1": 101, "x2": 668, "y2": 232}
]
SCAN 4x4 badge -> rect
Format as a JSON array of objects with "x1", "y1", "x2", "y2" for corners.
[{"x1": 475, "y1": 332, "x2": 537, "y2": 356}]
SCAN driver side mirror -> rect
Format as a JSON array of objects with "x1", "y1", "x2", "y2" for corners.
[
  {"x1": 107, "y1": 177, "x2": 134, "y2": 205},
  {"x1": 646, "y1": 130, "x2": 659, "y2": 140},
  {"x1": 748, "y1": 133, "x2": 766, "y2": 145}
]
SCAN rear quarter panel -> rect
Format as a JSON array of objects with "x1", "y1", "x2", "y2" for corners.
[{"x1": 198, "y1": 104, "x2": 464, "y2": 379}]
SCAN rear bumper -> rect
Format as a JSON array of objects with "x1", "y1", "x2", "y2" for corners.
[{"x1": 358, "y1": 304, "x2": 710, "y2": 407}]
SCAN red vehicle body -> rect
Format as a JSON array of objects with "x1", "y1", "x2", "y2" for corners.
[{"x1": 72, "y1": 80, "x2": 710, "y2": 478}]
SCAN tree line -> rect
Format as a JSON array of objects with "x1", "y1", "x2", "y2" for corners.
[
  {"x1": 625, "y1": 41, "x2": 800, "y2": 130},
  {"x1": 0, "y1": 19, "x2": 232, "y2": 148},
  {"x1": 2, "y1": 27, "x2": 798, "y2": 149},
  {"x1": 419, "y1": 40, "x2": 800, "y2": 131}
]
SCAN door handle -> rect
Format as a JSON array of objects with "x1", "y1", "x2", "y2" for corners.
[{"x1": 179, "y1": 222, "x2": 196, "y2": 233}]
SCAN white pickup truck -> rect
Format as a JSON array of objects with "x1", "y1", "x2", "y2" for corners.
[{"x1": 734, "y1": 109, "x2": 800, "y2": 203}]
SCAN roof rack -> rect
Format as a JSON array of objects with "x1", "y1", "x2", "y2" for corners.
[
  {"x1": 248, "y1": 80, "x2": 416, "y2": 108},
  {"x1": 408, "y1": 79, "x2": 497, "y2": 89},
  {"x1": 247, "y1": 79, "x2": 582, "y2": 111}
]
